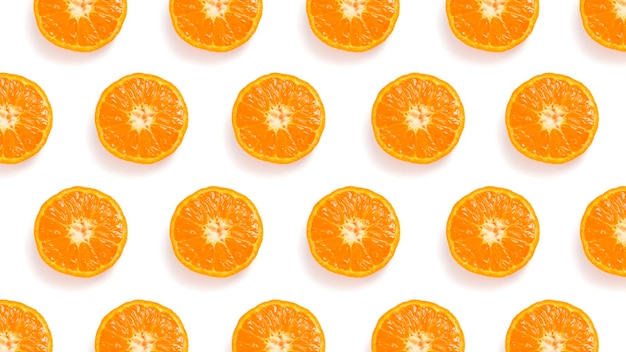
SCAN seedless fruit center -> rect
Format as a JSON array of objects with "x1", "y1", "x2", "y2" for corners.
[
  {"x1": 481, "y1": 218, "x2": 507, "y2": 245},
  {"x1": 480, "y1": 0, "x2": 506, "y2": 18},
  {"x1": 67, "y1": 0, "x2": 96, "y2": 19},
  {"x1": 266, "y1": 105, "x2": 293, "y2": 131},
  {"x1": 341, "y1": 218, "x2": 368, "y2": 245},
  {"x1": 266, "y1": 331, "x2": 293, "y2": 352},
  {"x1": 539, "y1": 332, "x2": 566, "y2": 352},
  {"x1": 0, "y1": 332, "x2": 19, "y2": 352},
  {"x1": 615, "y1": 0, "x2": 626, "y2": 19},
  {"x1": 405, "y1": 105, "x2": 432, "y2": 131},
  {"x1": 69, "y1": 218, "x2": 95, "y2": 244},
  {"x1": 0, "y1": 105, "x2": 19, "y2": 131},
  {"x1": 129, "y1": 104, "x2": 156, "y2": 131},
  {"x1": 341, "y1": 0, "x2": 367, "y2": 18},
  {"x1": 204, "y1": 218, "x2": 231, "y2": 244},
  {"x1": 539, "y1": 105, "x2": 566, "y2": 132},
  {"x1": 614, "y1": 219, "x2": 626, "y2": 245},
  {"x1": 203, "y1": 0, "x2": 231, "y2": 19},
  {"x1": 129, "y1": 331, "x2": 156, "y2": 352},
  {"x1": 405, "y1": 332, "x2": 434, "y2": 352}
]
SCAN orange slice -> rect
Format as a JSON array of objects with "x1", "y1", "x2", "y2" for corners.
[
  {"x1": 581, "y1": 0, "x2": 626, "y2": 51},
  {"x1": 34, "y1": 0, "x2": 127, "y2": 52},
  {"x1": 446, "y1": 186, "x2": 539, "y2": 277},
  {"x1": 307, "y1": 186, "x2": 400, "y2": 277},
  {"x1": 95, "y1": 73, "x2": 188, "y2": 164},
  {"x1": 170, "y1": 186, "x2": 263, "y2": 277},
  {"x1": 372, "y1": 300, "x2": 464, "y2": 352},
  {"x1": 372, "y1": 73, "x2": 465, "y2": 164},
  {"x1": 0, "y1": 73, "x2": 53, "y2": 164},
  {"x1": 0, "y1": 300, "x2": 52, "y2": 352},
  {"x1": 232, "y1": 73, "x2": 325, "y2": 164},
  {"x1": 506, "y1": 73, "x2": 599, "y2": 164},
  {"x1": 96, "y1": 300, "x2": 188, "y2": 352},
  {"x1": 446, "y1": 0, "x2": 539, "y2": 52},
  {"x1": 170, "y1": 0, "x2": 263, "y2": 52},
  {"x1": 506, "y1": 300, "x2": 598, "y2": 352},
  {"x1": 232, "y1": 299, "x2": 324, "y2": 352},
  {"x1": 34, "y1": 186, "x2": 127, "y2": 277}
]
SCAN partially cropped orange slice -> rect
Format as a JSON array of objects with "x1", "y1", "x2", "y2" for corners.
[
  {"x1": 95, "y1": 73, "x2": 188, "y2": 164},
  {"x1": 506, "y1": 73, "x2": 599, "y2": 164},
  {"x1": 506, "y1": 300, "x2": 598, "y2": 352},
  {"x1": 96, "y1": 300, "x2": 188, "y2": 352},
  {"x1": 170, "y1": 0, "x2": 263, "y2": 52},
  {"x1": 0, "y1": 73, "x2": 53, "y2": 164},
  {"x1": 447, "y1": 186, "x2": 539, "y2": 277},
  {"x1": 232, "y1": 73, "x2": 325, "y2": 164},
  {"x1": 0, "y1": 300, "x2": 52, "y2": 352},
  {"x1": 306, "y1": 0, "x2": 400, "y2": 52},
  {"x1": 34, "y1": 186, "x2": 127, "y2": 277},
  {"x1": 581, "y1": 0, "x2": 626, "y2": 51},
  {"x1": 372, "y1": 300, "x2": 464, "y2": 352},
  {"x1": 307, "y1": 186, "x2": 400, "y2": 277},
  {"x1": 34, "y1": 0, "x2": 127, "y2": 52},
  {"x1": 232, "y1": 300, "x2": 325, "y2": 352},
  {"x1": 372, "y1": 73, "x2": 465, "y2": 164}
]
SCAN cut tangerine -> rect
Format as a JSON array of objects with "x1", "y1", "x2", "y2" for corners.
[
  {"x1": 506, "y1": 300, "x2": 598, "y2": 352},
  {"x1": 34, "y1": 0, "x2": 127, "y2": 52},
  {"x1": 372, "y1": 300, "x2": 464, "y2": 352},
  {"x1": 95, "y1": 300, "x2": 188, "y2": 352},
  {"x1": 581, "y1": 0, "x2": 626, "y2": 51},
  {"x1": 307, "y1": 186, "x2": 400, "y2": 277},
  {"x1": 0, "y1": 300, "x2": 52, "y2": 352},
  {"x1": 232, "y1": 299, "x2": 324, "y2": 352},
  {"x1": 232, "y1": 73, "x2": 325, "y2": 164},
  {"x1": 95, "y1": 73, "x2": 188, "y2": 164},
  {"x1": 372, "y1": 73, "x2": 465, "y2": 164},
  {"x1": 447, "y1": 186, "x2": 539, "y2": 277},
  {"x1": 170, "y1": 186, "x2": 263, "y2": 277},
  {"x1": 0, "y1": 73, "x2": 53, "y2": 164},
  {"x1": 34, "y1": 186, "x2": 127, "y2": 277}
]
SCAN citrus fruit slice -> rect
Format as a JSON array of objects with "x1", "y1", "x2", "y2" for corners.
[
  {"x1": 506, "y1": 300, "x2": 598, "y2": 352},
  {"x1": 446, "y1": 0, "x2": 539, "y2": 52},
  {"x1": 581, "y1": 0, "x2": 626, "y2": 51},
  {"x1": 96, "y1": 300, "x2": 188, "y2": 352},
  {"x1": 0, "y1": 73, "x2": 53, "y2": 164},
  {"x1": 34, "y1": 186, "x2": 127, "y2": 277},
  {"x1": 506, "y1": 73, "x2": 599, "y2": 164},
  {"x1": 34, "y1": 0, "x2": 127, "y2": 52},
  {"x1": 0, "y1": 300, "x2": 52, "y2": 352},
  {"x1": 170, "y1": 0, "x2": 263, "y2": 52},
  {"x1": 170, "y1": 186, "x2": 263, "y2": 277},
  {"x1": 307, "y1": 186, "x2": 400, "y2": 277},
  {"x1": 372, "y1": 73, "x2": 465, "y2": 164},
  {"x1": 232, "y1": 73, "x2": 325, "y2": 164},
  {"x1": 447, "y1": 186, "x2": 539, "y2": 277},
  {"x1": 95, "y1": 73, "x2": 188, "y2": 164},
  {"x1": 372, "y1": 300, "x2": 464, "y2": 352},
  {"x1": 306, "y1": 0, "x2": 400, "y2": 52},
  {"x1": 232, "y1": 300, "x2": 324, "y2": 352}
]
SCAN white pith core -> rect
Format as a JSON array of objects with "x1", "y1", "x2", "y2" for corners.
[
  {"x1": 614, "y1": 0, "x2": 626, "y2": 19},
  {"x1": 67, "y1": 0, "x2": 95, "y2": 19},
  {"x1": 481, "y1": 219, "x2": 506, "y2": 245},
  {"x1": 68, "y1": 218, "x2": 95, "y2": 244},
  {"x1": 480, "y1": 0, "x2": 506, "y2": 18},
  {"x1": 203, "y1": 0, "x2": 230, "y2": 19},
  {"x1": 539, "y1": 332, "x2": 566, "y2": 352},
  {"x1": 539, "y1": 105, "x2": 566, "y2": 132},
  {"x1": 405, "y1": 332, "x2": 434, "y2": 352},
  {"x1": 341, "y1": 0, "x2": 367, "y2": 18},
  {"x1": 265, "y1": 105, "x2": 293, "y2": 131},
  {"x1": 0, "y1": 105, "x2": 19, "y2": 131},
  {"x1": 204, "y1": 219, "x2": 231, "y2": 244},
  {"x1": 0, "y1": 332, "x2": 20, "y2": 352},
  {"x1": 129, "y1": 105, "x2": 156, "y2": 131},
  {"x1": 266, "y1": 332, "x2": 294, "y2": 352},
  {"x1": 404, "y1": 105, "x2": 432, "y2": 132},
  {"x1": 129, "y1": 332, "x2": 156, "y2": 352},
  {"x1": 614, "y1": 219, "x2": 626, "y2": 245},
  {"x1": 341, "y1": 219, "x2": 367, "y2": 245}
]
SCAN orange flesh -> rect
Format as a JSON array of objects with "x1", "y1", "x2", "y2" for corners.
[
  {"x1": 582, "y1": 0, "x2": 626, "y2": 49},
  {"x1": 0, "y1": 302, "x2": 51, "y2": 352}
]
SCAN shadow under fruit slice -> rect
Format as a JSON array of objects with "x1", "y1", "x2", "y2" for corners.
[
  {"x1": 170, "y1": 0, "x2": 263, "y2": 52},
  {"x1": 372, "y1": 73, "x2": 465, "y2": 164},
  {"x1": 232, "y1": 300, "x2": 324, "y2": 352},
  {"x1": 232, "y1": 73, "x2": 325, "y2": 164},
  {"x1": 372, "y1": 300, "x2": 464, "y2": 352},
  {"x1": 506, "y1": 300, "x2": 598, "y2": 352},
  {"x1": 95, "y1": 300, "x2": 188, "y2": 352},
  {"x1": 307, "y1": 186, "x2": 400, "y2": 277},
  {"x1": 306, "y1": 0, "x2": 400, "y2": 52},
  {"x1": 581, "y1": 0, "x2": 626, "y2": 51},
  {"x1": 170, "y1": 186, "x2": 263, "y2": 277},
  {"x1": 0, "y1": 73, "x2": 53, "y2": 164},
  {"x1": 34, "y1": 186, "x2": 127, "y2": 277},
  {"x1": 506, "y1": 73, "x2": 598, "y2": 164},
  {"x1": 95, "y1": 73, "x2": 188, "y2": 164},
  {"x1": 0, "y1": 300, "x2": 52, "y2": 352},
  {"x1": 34, "y1": 0, "x2": 127, "y2": 52},
  {"x1": 446, "y1": 186, "x2": 539, "y2": 277}
]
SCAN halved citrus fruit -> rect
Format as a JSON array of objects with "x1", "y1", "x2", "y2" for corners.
[
  {"x1": 34, "y1": 0, "x2": 127, "y2": 52},
  {"x1": 506, "y1": 73, "x2": 599, "y2": 164},
  {"x1": 372, "y1": 300, "x2": 464, "y2": 352},
  {"x1": 581, "y1": 0, "x2": 626, "y2": 51},
  {"x1": 306, "y1": 0, "x2": 400, "y2": 52},
  {"x1": 170, "y1": 186, "x2": 263, "y2": 277},
  {"x1": 307, "y1": 186, "x2": 400, "y2": 277},
  {"x1": 372, "y1": 73, "x2": 465, "y2": 164},
  {"x1": 232, "y1": 299, "x2": 324, "y2": 352},
  {"x1": 96, "y1": 300, "x2": 188, "y2": 352},
  {"x1": 447, "y1": 186, "x2": 539, "y2": 277},
  {"x1": 232, "y1": 73, "x2": 325, "y2": 164},
  {"x1": 506, "y1": 300, "x2": 598, "y2": 352},
  {"x1": 0, "y1": 300, "x2": 52, "y2": 352},
  {"x1": 34, "y1": 186, "x2": 127, "y2": 277},
  {"x1": 95, "y1": 73, "x2": 188, "y2": 164},
  {"x1": 446, "y1": 0, "x2": 539, "y2": 52},
  {"x1": 0, "y1": 73, "x2": 53, "y2": 164},
  {"x1": 170, "y1": 0, "x2": 263, "y2": 52}
]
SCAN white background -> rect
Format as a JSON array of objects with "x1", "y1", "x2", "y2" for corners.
[{"x1": 1, "y1": 0, "x2": 626, "y2": 351}]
